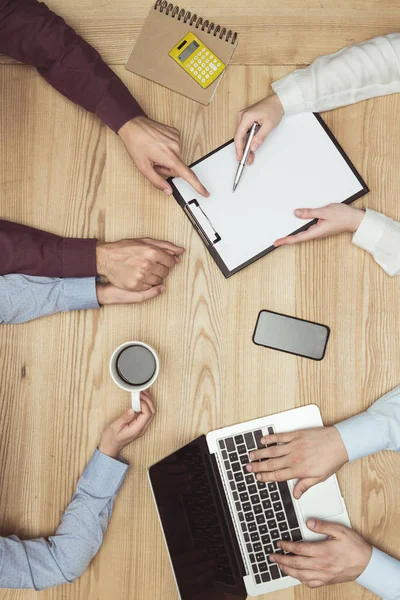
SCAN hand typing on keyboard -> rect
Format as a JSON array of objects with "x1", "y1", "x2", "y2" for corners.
[
  {"x1": 245, "y1": 427, "x2": 348, "y2": 499},
  {"x1": 268, "y1": 518, "x2": 372, "y2": 588}
]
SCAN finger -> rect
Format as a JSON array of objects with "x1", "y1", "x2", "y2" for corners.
[
  {"x1": 133, "y1": 396, "x2": 153, "y2": 424},
  {"x1": 270, "y1": 553, "x2": 319, "y2": 571},
  {"x1": 247, "y1": 151, "x2": 255, "y2": 166},
  {"x1": 143, "y1": 238, "x2": 185, "y2": 256},
  {"x1": 306, "y1": 518, "x2": 346, "y2": 538},
  {"x1": 294, "y1": 208, "x2": 326, "y2": 220},
  {"x1": 249, "y1": 121, "x2": 275, "y2": 153},
  {"x1": 274, "y1": 223, "x2": 323, "y2": 247},
  {"x1": 114, "y1": 408, "x2": 136, "y2": 431},
  {"x1": 255, "y1": 468, "x2": 295, "y2": 483},
  {"x1": 246, "y1": 457, "x2": 291, "y2": 475},
  {"x1": 278, "y1": 565, "x2": 326, "y2": 584},
  {"x1": 131, "y1": 285, "x2": 166, "y2": 304},
  {"x1": 293, "y1": 477, "x2": 321, "y2": 499},
  {"x1": 141, "y1": 164, "x2": 173, "y2": 196},
  {"x1": 234, "y1": 113, "x2": 255, "y2": 161},
  {"x1": 260, "y1": 432, "x2": 295, "y2": 445},
  {"x1": 170, "y1": 158, "x2": 209, "y2": 197},
  {"x1": 154, "y1": 165, "x2": 175, "y2": 178},
  {"x1": 277, "y1": 540, "x2": 319, "y2": 557},
  {"x1": 149, "y1": 248, "x2": 177, "y2": 269},
  {"x1": 140, "y1": 392, "x2": 156, "y2": 415},
  {"x1": 142, "y1": 273, "x2": 164, "y2": 287},
  {"x1": 151, "y1": 263, "x2": 169, "y2": 278},
  {"x1": 248, "y1": 444, "x2": 291, "y2": 461}
]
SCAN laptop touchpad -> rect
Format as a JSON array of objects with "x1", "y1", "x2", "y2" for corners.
[{"x1": 296, "y1": 478, "x2": 343, "y2": 520}]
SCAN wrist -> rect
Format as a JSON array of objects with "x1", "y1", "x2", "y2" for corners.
[
  {"x1": 349, "y1": 207, "x2": 366, "y2": 233},
  {"x1": 118, "y1": 115, "x2": 147, "y2": 140},
  {"x1": 328, "y1": 426, "x2": 349, "y2": 464},
  {"x1": 98, "y1": 441, "x2": 121, "y2": 460},
  {"x1": 96, "y1": 242, "x2": 109, "y2": 277},
  {"x1": 269, "y1": 93, "x2": 284, "y2": 117}
]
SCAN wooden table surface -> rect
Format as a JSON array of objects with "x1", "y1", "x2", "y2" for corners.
[{"x1": 1, "y1": 2, "x2": 400, "y2": 599}]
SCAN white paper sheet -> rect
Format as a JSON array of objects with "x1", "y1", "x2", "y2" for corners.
[{"x1": 173, "y1": 113, "x2": 366, "y2": 272}]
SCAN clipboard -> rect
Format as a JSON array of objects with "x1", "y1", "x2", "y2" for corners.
[{"x1": 169, "y1": 113, "x2": 369, "y2": 278}]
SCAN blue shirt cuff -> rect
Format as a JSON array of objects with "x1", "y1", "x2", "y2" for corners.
[
  {"x1": 63, "y1": 277, "x2": 100, "y2": 311},
  {"x1": 357, "y1": 546, "x2": 400, "y2": 599},
  {"x1": 81, "y1": 449, "x2": 129, "y2": 497},
  {"x1": 334, "y1": 411, "x2": 388, "y2": 462}
]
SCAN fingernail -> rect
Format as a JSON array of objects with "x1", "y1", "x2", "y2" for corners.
[
  {"x1": 260, "y1": 438, "x2": 265, "y2": 444},
  {"x1": 294, "y1": 209, "x2": 302, "y2": 216},
  {"x1": 251, "y1": 143, "x2": 259, "y2": 152},
  {"x1": 256, "y1": 474, "x2": 262, "y2": 481},
  {"x1": 277, "y1": 541, "x2": 282, "y2": 548},
  {"x1": 160, "y1": 285, "x2": 166, "y2": 293},
  {"x1": 246, "y1": 464, "x2": 253, "y2": 472},
  {"x1": 269, "y1": 556, "x2": 276, "y2": 563},
  {"x1": 164, "y1": 188, "x2": 172, "y2": 196},
  {"x1": 307, "y1": 518, "x2": 315, "y2": 528},
  {"x1": 127, "y1": 408, "x2": 135, "y2": 415},
  {"x1": 249, "y1": 452, "x2": 254, "y2": 460}
]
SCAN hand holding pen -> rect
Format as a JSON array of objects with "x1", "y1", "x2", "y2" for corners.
[{"x1": 233, "y1": 122, "x2": 259, "y2": 191}]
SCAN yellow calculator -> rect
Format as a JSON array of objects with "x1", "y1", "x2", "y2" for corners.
[{"x1": 169, "y1": 32, "x2": 226, "y2": 89}]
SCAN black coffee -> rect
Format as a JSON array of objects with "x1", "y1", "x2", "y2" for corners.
[{"x1": 116, "y1": 345, "x2": 156, "y2": 386}]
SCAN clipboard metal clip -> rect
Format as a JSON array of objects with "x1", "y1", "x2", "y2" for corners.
[{"x1": 184, "y1": 200, "x2": 221, "y2": 247}]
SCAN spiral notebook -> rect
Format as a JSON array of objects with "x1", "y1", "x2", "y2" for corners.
[
  {"x1": 169, "y1": 113, "x2": 369, "y2": 278},
  {"x1": 125, "y1": 1, "x2": 238, "y2": 104}
]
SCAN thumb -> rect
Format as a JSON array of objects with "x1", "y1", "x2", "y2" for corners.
[
  {"x1": 133, "y1": 284, "x2": 166, "y2": 304},
  {"x1": 115, "y1": 408, "x2": 136, "y2": 430},
  {"x1": 293, "y1": 477, "x2": 320, "y2": 499},
  {"x1": 294, "y1": 208, "x2": 325, "y2": 220},
  {"x1": 250, "y1": 121, "x2": 275, "y2": 153},
  {"x1": 306, "y1": 518, "x2": 344, "y2": 538}
]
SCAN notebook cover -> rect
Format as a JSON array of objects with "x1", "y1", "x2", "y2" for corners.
[
  {"x1": 169, "y1": 113, "x2": 369, "y2": 278},
  {"x1": 125, "y1": 2, "x2": 238, "y2": 105}
]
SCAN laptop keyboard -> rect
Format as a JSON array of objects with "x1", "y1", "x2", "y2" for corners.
[{"x1": 218, "y1": 427, "x2": 303, "y2": 585}]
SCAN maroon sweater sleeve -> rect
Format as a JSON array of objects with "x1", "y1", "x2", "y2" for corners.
[
  {"x1": 0, "y1": 0, "x2": 145, "y2": 133},
  {"x1": 0, "y1": 220, "x2": 97, "y2": 277}
]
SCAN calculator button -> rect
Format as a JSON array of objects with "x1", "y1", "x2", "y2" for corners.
[
  {"x1": 205, "y1": 74, "x2": 209, "y2": 79},
  {"x1": 201, "y1": 70, "x2": 205, "y2": 75},
  {"x1": 217, "y1": 62, "x2": 221, "y2": 67},
  {"x1": 201, "y1": 63, "x2": 205, "y2": 67},
  {"x1": 190, "y1": 59, "x2": 194, "y2": 64},
  {"x1": 194, "y1": 70, "x2": 198, "y2": 75},
  {"x1": 205, "y1": 66, "x2": 209, "y2": 71},
  {"x1": 186, "y1": 64, "x2": 190, "y2": 68},
  {"x1": 202, "y1": 78, "x2": 206, "y2": 83},
  {"x1": 210, "y1": 54, "x2": 213, "y2": 59},
  {"x1": 205, "y1": 51, "x2": 209, "y2": 55},
  {"x1": 201, "y1": 47, "x2": 205, "y2": 51},
  {"x1": 210, "y1": 63, "x2": 217, "y2": 71},
  {"x1": 213, "y1": 58, "x2": 217, "y2": 63},
  {"x1": 190, "y1": 67, "x2": 194, "y2": 71},
  {"x1": 197, "y1": 74, "x2": 201, "y2": 79}
]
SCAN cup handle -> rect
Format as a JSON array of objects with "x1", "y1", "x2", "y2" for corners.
[{"x1": 131, "y1": 390, "x2": 141, "y2": 412}]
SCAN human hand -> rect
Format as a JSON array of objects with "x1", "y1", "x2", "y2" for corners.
[
  {"x1": 118, "y1": 116, "x2": 209, "y2": 197},
  {"x1": 246, "y1": 427, "x2": 348, "y2": 499},
  {"x1": 96, "y1": 282, "x2": 165, "y2": 305},
  {"x1": 274, "y1": 203, "x2": 365, "y2": 247},
  {"x1": 98, "y1": 391, "x2": 156, "y2": 459},
  {"x1": 270, "y1": 519, "x2": 372, "y2": 588},
  {"x1": 96, "y1": 238, "x2": 184, "y2": 292},
  {"x1": 234, "y1": 94, "x2": 284, "y2": 164}
]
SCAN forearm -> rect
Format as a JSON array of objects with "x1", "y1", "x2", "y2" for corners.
[
  {"x1": 0, "y1": 275, "x2": 99, "y2": 324},
  {"x1": 0, "y1": 219, "x2": 97, "y2": 277},
  {"x1": 0, "y1": 450, "x2": 128, "y2": 590},
  {"x1": 352, "y1": 209, "x2": 400, "y2": 276},
  {"x1": 335, "y1": 384, "x2": 400, "y2": 461},
  {"x1": 356, "y1": 547, "x2": 400, "y2": 600},
  {"x1": 0, "y1": 0, "x2": 145, "y2": 132},
  {"x1": 272, "y1": 33, "x2": 400, "y2": 114}
]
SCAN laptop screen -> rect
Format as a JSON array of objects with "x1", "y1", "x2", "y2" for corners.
[{"x1": 149, "y1": 436, "x2": 247, "y2": 600}]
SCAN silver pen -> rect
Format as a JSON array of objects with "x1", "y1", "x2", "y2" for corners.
[{"x1": 233, "y1": 122, "x2": 259, "y2": 192}]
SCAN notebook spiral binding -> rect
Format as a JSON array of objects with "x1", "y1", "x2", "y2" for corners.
[{"x1": 154, "y1": 0, "x2": 237, "y2": 44}]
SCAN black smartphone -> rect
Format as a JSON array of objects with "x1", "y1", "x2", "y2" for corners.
[{"x1": 252, "y1": 310, "x2": 330, "y2": 361}]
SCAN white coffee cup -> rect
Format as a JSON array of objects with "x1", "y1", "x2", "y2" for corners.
[{"x1": 109, "y1": 341, "x2": 159, "y2": 411}]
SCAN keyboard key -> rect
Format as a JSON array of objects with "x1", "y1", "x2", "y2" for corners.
[
  {"x1": 239, "y1": 492, "x2": 249, "y2": 502},
  {"x1": 252, "y1": 564, "x2": 258, "y2": 575},
  {"x1": 254, "y1": 505, "x2": 262, "y2": 515},
  {"x1": 250, "y1": 494, "x2": 260, "y2": 505},
  {"x1": 259, "y1": 562, "x2": 268, "y2": 572},
  {"x1": 259, "y1": 524, "x2": 268, "y2": 534},
  {"x1": 263, "y1": 499, "x2": 272, "y2": 510},
  {"x1": 267, "y1": 519, "x2": 277, "y2": 530},
  {"x1": 245, "y1": 513, "x2": 255, "y2": 523},
  {"x1": 242, "y1": 502, "x2": 251, "y2": 512},
  {"x1": 246, "y1": 543, "x2": 252, "y2": 553},
  {"x1": 268, "y1": 482, "x2": 277, "y2": 491},
  {"x1": 244, "y1": 533, "x2": 250, "y2": 542},
  {"x1": 227, "y1": 471, "x2": 233, "y2": 481},
  {"x1": 257, "y1": 481, "x2": 266, "y2": 489},
  {"x1": 229, "y1": 481, "x2": 235, "y2": 491},
  {"x1": 235, "y1": 435, "x2": 244, "y2": 445},
  {"x1": 271, "y1": 492, "x2": 280, "y2": 502},
  {"x1": 278, "y1": 481, "x2": 299, "y2": 529},
  {"x1": 237, "y1": 444, "x2": 247, "y2": 455},
  {"x1": 224, "y1": 460, "x2": 230, "y2": 471},
  {"x1": 237, "y1": 482, "x2": 246, "y2": 491},
  {"x1": 279, "y1": 522, "x2": 288, "y2": 532},
  {"x1": 229, "y1": 452, "x2": 238, "y2": 462},
  {"x1": 248, "y1": 522, "x2": 257, "y2": 532},
  {"x1": 253, "y1": 542, "x2": 262, "y2": 552},
  {"x1": 265, "y1": 544, "x2": 274, "y2": 554},
  {"x1": 235, "y1": 502, "x2": 241, "y2": 512},
  {"x1": 232, "y1": 491, "x2": 239, "y2": 501},
  {"x1": 248, "y1": 484, "x2": 257, "y2": 495},
  {"x1": 235, "y1": 473, "x2": 244, "y2": 482},
  {"x1": 265, "y1": 509, "x2": 274, "y2": 520},
  {"x1": 271, "y1": 530, "x2": 280, "y2": 540},
  {"x1": 232, "y1": 462, "x2": 241, "y2": 472},
  {"x1": 238, "y1": 512, "x2": 245, "y2": 522},
  {"x1": 260, "y1": 490, "x2": 269, "y2": 499},
  {"x1": 244, "y1": 432, "x2": 256, "y2": 449},
  {"x1": 270, "y1": 565, "x2": 280, "y2": 580},
  {"x1": 256, "y1": 515, "x2": 265, "y2": 524},
  {"x1": 261, "y1": 534, "x2": 271, "y2": 545},
  {"x1": 250, "y1": 532, "x2": 260, "y2": 542},
  {"x1": 249, "y1": 553, "x2": 255, "y2": 563},
  {"x1": 255, "y1": 552, "x2": 264, "y2": 562},
  {"x1": 240, "y1": 455, "x2": 249, "y2": 465},
  {"x1": 245, "y1": 475, "x2": 254, "y2": 485},
  {"x1": 225, "y1": 438, "x2": 235, "y2": 452},
  {"x1": 281, "y1": 532, "x2": 290, "y2": 541},
  {"x1": 291, "y1": 529, "x2": 302, "y2": 542},
  {"x1": 261, "y1": 572, "x2": 271, "y2": 583},
  {"x1": 273, "y1": 541, "x2": 281, "y2": 550},
  {"x1": 255, "y1": 574, "x2": 261, "y2": 584},
  {"x1": 221, "y1": 450, "x2": 228, "y2": 460},
  {"x1": 254, "y1": 430, "x2": 264, "y2": 449},
  {"x1": 273, "y1": 501, "x2": 282, "y2": 512},
  {"x1": 241, "y1": 523, "x2": 247, "y2": 533},
  {"x1": 242, "y1": 466, "x2": 249, "y2": 475},
  {"x1": 276, "y1": 512, "x2": 285, "y2": 522},
  {"x1": 219, "y1": 440, "x2": 225, "y2": 449}
]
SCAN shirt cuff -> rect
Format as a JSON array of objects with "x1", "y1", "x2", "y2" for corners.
[
  {"x1": 63, "y1": 277, "x2": 100, "y2": 311},
  {"x1": 272, "y1": 74, "x2": 307, "y2": 114},
  {"x1": 357, "y1": 547, "x2": 400, "y2": 599},
  {"x1": 61, "y1": 238, "x2": 97, "y2": 278},
  {"x1": 81, "y1": 449, "x2": 129, "y2": 497},
  {"x1": 334, "y1": 411, "x2": 388, "y2": 462},
  {"x1": 96, "y1": 79, "x2": 146, "y2": 134},
  {"x1": 352, "y1": 209, "x2": 387, "y2": 254}
]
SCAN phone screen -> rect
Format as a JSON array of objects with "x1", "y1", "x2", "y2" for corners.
[{"x1": 253, "y1": 310, "x2": 330, "y2": 360}]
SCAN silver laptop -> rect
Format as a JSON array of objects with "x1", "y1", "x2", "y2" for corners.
[{"x1": 149, "y1": 405, "x2": 350, "y2": 599}]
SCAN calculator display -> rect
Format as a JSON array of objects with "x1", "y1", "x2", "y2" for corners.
[{"x1": 178, "y1": 40, "x2": 199, "y2": 62}]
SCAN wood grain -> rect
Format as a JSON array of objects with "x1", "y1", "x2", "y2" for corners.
[{"x1": 1, "y1": 20, "x2": 400, "y2": 600}]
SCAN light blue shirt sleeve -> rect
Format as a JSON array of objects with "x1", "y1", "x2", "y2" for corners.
[
  {"x1": 335, "y1": 385, "x2": 400, "y2": 599},
  {"x1": 0, "y1": 449, "x2": 128, "y2": 590},
  {"x1": 0, "y1": 275, "x2": 100, "y2": 324}
]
